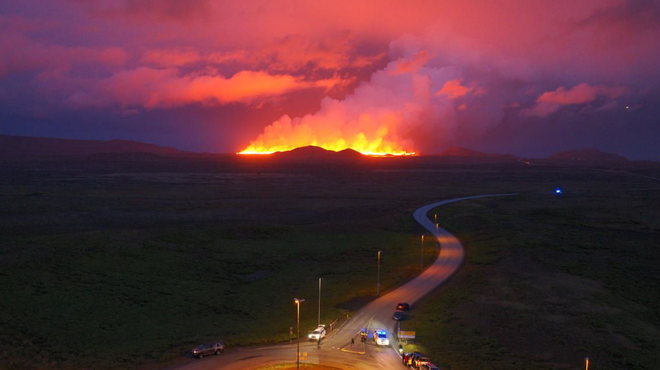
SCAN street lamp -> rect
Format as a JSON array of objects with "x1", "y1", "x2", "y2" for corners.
[
  {"x1": 435, "y1": 222, "x2": 439, "y2": 234},
  {"x1": 294, "y1": 298, "x2": 305, "y2": 370},
  {"x1": 420, "y1": 234, "x2": 425, "y2": 270},
  {"x1": 377, "y1": 251, "x2": 382, "y2": 295},
  {"x1": 318, "y1": 278, "x2": 322, "y2": 327},
  {"x1": 585, "y1": 357, "x2": 589, "y2": 370},
  {"x1": 434, "y1": 213, "x2": 437, "y2": 224}
]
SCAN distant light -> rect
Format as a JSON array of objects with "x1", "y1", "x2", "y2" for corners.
[
  {"x1": 555, "y1": 188, "x2": 563, "y2": 194},
  {"x1": 625, "y1": 106, "x2": 630, "y2": 110}
]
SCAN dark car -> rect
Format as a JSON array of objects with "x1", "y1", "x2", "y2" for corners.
[
  {"x1": 396, "y1": 302, "x2": 410, "y2": 311},
  {"x1": 192, "y1": 342, "x2": 225, "y2": 358},
  {"x1": 421, "y1": 363, "x2": 440, "y2": 370},
  {"x1": 393, "y1": 310, "x2": 404, "y2": 320}
]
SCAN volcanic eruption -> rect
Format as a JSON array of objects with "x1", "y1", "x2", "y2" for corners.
[
  {"x1": 237, "y1": 51, "x2": 445, "y2": 157},
  {"x1": 237, "y1": 110, "x2": 417, "y2": 156}
]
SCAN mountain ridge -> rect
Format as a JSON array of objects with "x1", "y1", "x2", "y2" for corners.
[
  {"x1": 438, "y1": 146, "x2": 518, "y2": 160},
  {"x1": 547, "y1": 148, "x2": 628, "y2": 163},
  {"x1": 0, "y1": 134, "x2": 189, "y2": 157}
]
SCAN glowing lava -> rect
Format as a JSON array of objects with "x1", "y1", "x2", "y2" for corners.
[
  {"x1": 238, "y1": 141, "x2": 416, "y2": 156},
  {"x1": 237, "y1": 109, "x2": 418, "y2": 156},
  {"x1": 237, "y1": 124, "x2": 417, "y2": 156}
]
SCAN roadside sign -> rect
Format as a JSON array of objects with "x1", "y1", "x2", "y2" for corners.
[{"x1": 398, "y1": 330, "x2": 415, "y2": 339}]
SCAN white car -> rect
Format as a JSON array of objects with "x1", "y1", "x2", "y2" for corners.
[
  {"x1": 375, "y1": 329, "x2": 389, "y2": 346},
  {"x1": 308, "y1": 325, "x2": 326, "y2": 341}
]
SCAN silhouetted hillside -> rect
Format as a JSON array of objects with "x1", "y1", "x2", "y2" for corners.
[
  {"x1": 272, "y1": 146, "x2": 364, "y2": 161},
  {"x1": 548, "y1": 148, "x2": 628, "y2": 163},
  {"x1": 439, "y1": 147, "x2": 518, "y2": 160},
  {"x1": 0, "y1": 134, "x2": 189, "y2": 157}
]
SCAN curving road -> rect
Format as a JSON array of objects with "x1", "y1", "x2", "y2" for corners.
[{"x1": 173, "y1": 194, "x2": 517, "y2": 370}]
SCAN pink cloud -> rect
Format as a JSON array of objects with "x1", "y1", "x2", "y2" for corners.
[
  {"x1": 2, "y1": 0, "x2": 659, "y2": 159},
  {"x1": 140, "y1": 49, "x2": 201, "y2": 67},
  {"x1": 233, "y1": 34, "x2": 387, "y2": 74},
  {"x1": 70, "y1": 0, "x2": 214, "y2": 24},
  {"x1": 523, "y1": 83, "x2": 627, "y2": 117},
  {"x1": 538, "y1": 83, "x2": 625, "y2": 105},
  {"x1": 393, "y1": 51, "x2": 431, "y2": 74},
  {"x1": 66, "y1": 68, "x2": 345, "y2": 109},
  {"x1": 437, "y1": 79, "x2": 474, "y2": 99}
]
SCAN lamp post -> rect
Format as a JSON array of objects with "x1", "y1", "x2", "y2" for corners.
[
  {"x1": 435, "y1": 222, "x2": 439, "y2": 234},
  {"x1": 318, "y1": 278, "x2": 322, "y2": 327},
  {"x1": 585, "y1": 357, "x2": 589, "y2": 370},
  {"x1": 294, "y1": 298, "x2": 305, "y2": 370},
  {"x1": 377, "y1": 251, "x2": 382, "y2": 295},
  {"x1": 434, "y1": 213, "x2": 437, "y2": 224},
  {"x1": 420, "y1": 234, "x2": 425, "y2": 270}
]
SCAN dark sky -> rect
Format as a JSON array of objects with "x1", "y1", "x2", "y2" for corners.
[{"x1": 1, "y1": 0, "x2": 659, "y2": 159}]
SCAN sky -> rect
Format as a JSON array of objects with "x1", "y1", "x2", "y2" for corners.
[{"x1": 1, "y1": 0, "x2": 659, "y2": 158}]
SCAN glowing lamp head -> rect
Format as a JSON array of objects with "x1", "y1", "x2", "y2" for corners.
[{"x1": 555, "y1": 188, "x2": 563, "y2": 194}]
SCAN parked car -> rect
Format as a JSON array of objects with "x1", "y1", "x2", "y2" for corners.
[
  {"x1": 421, "y1": 363, "x2": 440, "y2": 370},
  {"x1": 414, "y1": 355, "x2": 431, "y2": 368},
  {"x1": 393, "y1": 310, "x2": 404, "y2": 320},
  {"x1": 408, "y1": 352, "x2": 431, "y2": 368},
  {"x1": 407, "y1": 352, "x2": 424, "y2": 367},
  {"x1": 191, "y1": 342, "x2": 225, "y2": 358},
  {"x1": 308, "y1": 325, "x2": 326, "y2": 341},
  {"x1": 396, "y1": 302, "x2": 410, "y2": 311}
]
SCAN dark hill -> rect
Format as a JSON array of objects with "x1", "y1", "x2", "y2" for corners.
[
  {"x1": 548, "y1": 148, "x2": 628, "y2": 163},
  {"x1": 439, "y1": 147, "x2": 517, "y2": 160},
  {"x1": 0, "y1": 134, "x2": 188, "y2": 157},
  {"x1": 272, "y1": 146, "x2": 364, "y2": 161}
]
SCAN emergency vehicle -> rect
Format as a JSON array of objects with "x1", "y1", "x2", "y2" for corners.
[{"x1": 374, "y1": 329, "x2": 389, "y2": 346}]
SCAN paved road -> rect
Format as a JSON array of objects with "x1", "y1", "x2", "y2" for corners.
[{"x1": 173, "y1": 194, "x2": 516, "y2": 370}]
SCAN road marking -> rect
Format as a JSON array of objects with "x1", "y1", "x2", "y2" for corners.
[
  {"x1": 340, "y1": 341, "x2": 366, "y2": 355},
  {"x1": 340, "y1": 347, "x2": 366, "y2": 355}
]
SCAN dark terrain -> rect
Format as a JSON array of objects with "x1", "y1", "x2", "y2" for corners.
[{"x1": 1, "y1": 138, "x2": 659, "y2": 369}]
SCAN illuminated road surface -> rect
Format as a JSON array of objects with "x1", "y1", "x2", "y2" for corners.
[{"x1": 173, "y1": 194, "x2": 517, "y2": 370}]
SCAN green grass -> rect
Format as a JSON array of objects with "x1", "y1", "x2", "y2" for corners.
[
  {"x1": 2, "y1": 160, "x2": 659, "y2": 369},
  {"x1": 0, "y1": 215, "x2": 438, "y2": 369},
  {"x1": 405, "y1": 191, "x2": 660, "y2": 370}
]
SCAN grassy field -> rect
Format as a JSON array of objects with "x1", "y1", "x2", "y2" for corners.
[
  {"x1": 0, "y1": 163, "x2": 447, "y2": 369},
  {"x1": 405, "y1": 189, "x2": 660, "y2": 369},
  {"x1": 1, "y1": 157, "x2": 659, "y2": 369}
]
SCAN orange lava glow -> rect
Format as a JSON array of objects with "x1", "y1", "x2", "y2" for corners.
[
  {"x1": 237, "y1": 142, "x2": 416, "y2": 157},
  {"x1": 237, "y1": 113, "x2": 418, "y2": 157}
]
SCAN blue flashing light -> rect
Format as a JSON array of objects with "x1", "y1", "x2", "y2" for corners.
[{"x1": 555, "y1": 188, "x2": 563, "y2": 194}]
